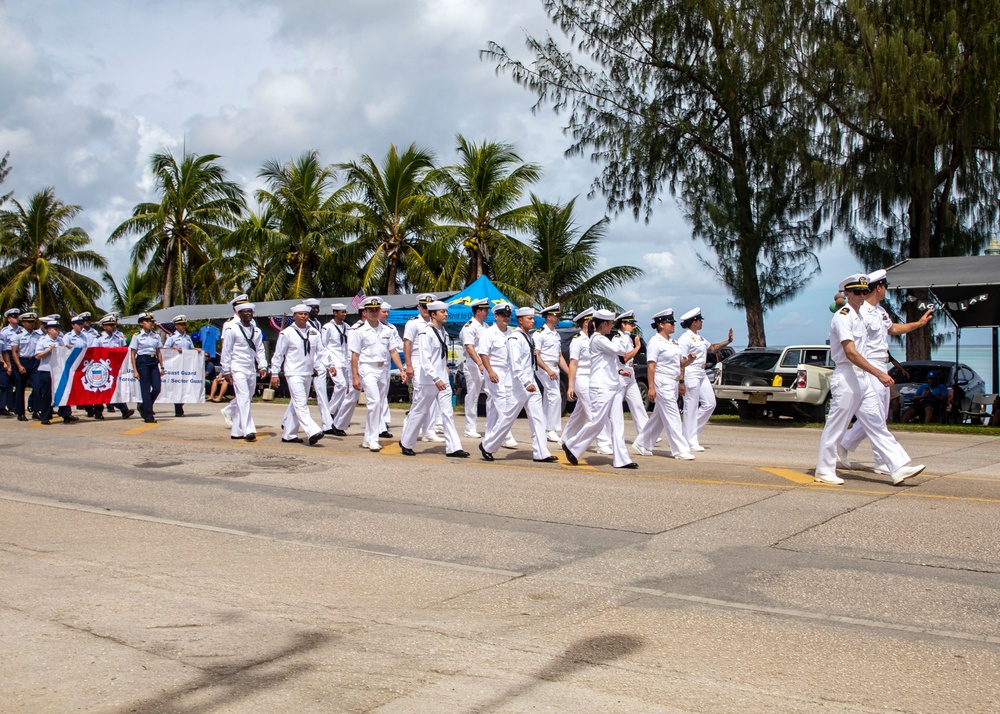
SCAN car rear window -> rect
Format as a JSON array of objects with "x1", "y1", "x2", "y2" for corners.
[
  {"x1": 726, "y1": 352, "x2": 780, "y2": 370},
  {"x1": 890, "y1": 364, "x2": 954, "y2": 384}
]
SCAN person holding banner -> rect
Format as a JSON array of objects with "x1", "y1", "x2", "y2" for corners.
[
  {"x1": 11, "y1": 312, "x2": 41, "y2": 421},
  {"x1": 130, "y1": 312, "x2": 165, "y2": 423},
  {"x1": 220, "y1": 303, "x2": 268, "y2": 442},
  {"x1": 164, "y1": 315, "x2": 196, "y2": 417},
  {"x1": 93, "y1": 314, "x2": 134, "y2": 420},
  {"x1": 1, "y1": 308, "x2": 23, "y2": 417},
  {"x1": 270, "y1": 304, "x2": 324, "y2": 446},
  {"x1": 34, "y1": 319, "x2": 79, "y2": 425}
]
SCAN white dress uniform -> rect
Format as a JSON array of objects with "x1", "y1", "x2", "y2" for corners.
[
  {"x1": 220, "y1": 317, "x2": 267, "y2": 439},
  {"x1": 459, "y1": 314, "x2": 487, "y2": 436},
  {"x1": 839, "y1": 299, "x2": 894, "y2": 455},
  {"x1": 612, "y1": 327, "x2": 649, "y2": 436},
  {"x1": 816, "y1": 290, "x2": 910, "y2": 481},
  {"x1": 677, "y1": 324, "x2": 716, "y2": 450},
  {"x1": 562, "y1": 321, "x2": 633, "y2": 468},
  {"x1": 634, "y1": 330, "x2": 692, "y2": 457},
  {"x1": 534, "y1": 322, "x2": 564, "y2": 434},
  {"x1": 477, "y1": 320, "x2": 514, "y2": 443},
  {"x1": 561, "y1": 328, "x2": 612, "y2": 451},
  {"x1": 400, "y1": 316, "x2": 464, "y2": 453},
  {"x1": 270, "y1": 321, "x2": 323, "y2": 442},
  {"x1": 380, "y1": 319, "x2": 403, "y2": 430},
  {"x1": 352, "y1": 318, "x2": 392, "y2": 448},
  {"x1": 403, "y1": 313, "x2": 438, "y2": 437},
  {"x1": 333, "y1": 320, "x2": 365, "y2": 432},
  {"x1": 482, "y1": 320, "x2": 552, "y2": 460},
  {"x1": 321, "y1": 315, "x2": 351, "y2": 430}
]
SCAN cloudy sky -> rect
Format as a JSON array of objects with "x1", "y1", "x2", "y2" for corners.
[{"x1": 1, "y1": 0, "x2": 867, "y2": 346}]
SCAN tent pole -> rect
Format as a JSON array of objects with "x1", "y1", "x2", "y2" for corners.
[{"x1": 993, "y1": 327, "x2": 999, "y2": 394}]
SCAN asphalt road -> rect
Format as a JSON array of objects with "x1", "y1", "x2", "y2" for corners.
[{"x1": 1, "y1": 403, "x2": 998, "y2": 713}]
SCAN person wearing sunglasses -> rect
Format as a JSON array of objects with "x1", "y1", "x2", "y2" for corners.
[
  {"x1": 677, "y1": 308, "x2": 734, "y2": 451},
  {"x1": 613, "y1": 310, "x2": 649, "y2": 439}
]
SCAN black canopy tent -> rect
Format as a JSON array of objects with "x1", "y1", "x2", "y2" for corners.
[{"x1": 885, "y1": 256, "x2": 1000, "y2": 392}]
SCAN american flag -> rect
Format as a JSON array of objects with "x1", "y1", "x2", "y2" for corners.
[
  {"x1": 350, "y1": 289, "x2": 367, "y2": 311},
  {"x1": 268, "y1": 315, "x2": 294, "y2": 332},
  {"x1": 157, "y1": 321, "x2": 176, "y2": 335}
]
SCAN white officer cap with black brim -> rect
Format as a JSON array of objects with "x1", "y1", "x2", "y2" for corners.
[
  {"x1": 19, "y1": 312, "x2": 37, "y2": 321},
  {"x1": 592, "y1": 308, "x2": 616, "y2": 321},
  {"x1": 540, "y1": 303, "x2": 560, "y2": 315},
  {"x1": 838, "y1": 273, "x2": 869, "y2": 292},
  {"x1": 99, "y1": 314, "x2": 118, "y2": 325},
  {"x1": 360, "y1": 297, "x2": 383, "y2": 311},
  {"x1": 651, "y1": 308, "x2": 675, "y2": 323},
  {"x1": 616, "y1": 310, "x2": 635, "y2": 322},
  {"x1": 172, "y1": 315, "x2": 187, "y2": 324},
  {"x1": 515, "y1": 306, "x2": 536, "y2": 318},
  {"x1": 572, "y1": 307, "x2": 594, "y2": 323},
  {"x1": 78, "y1": 311, "x2": 92, "y2": 320},
  {"x1": 866, "y1": 269, "x2": 888, "y2": 288},
  {"x1": 229, "y1": 293, "x2": 249, "y2": 308},
  {"x1": 70, "y1": 314, "x2": 85, "y2": 324},
  {"x1": 492, "y1": 301, "x2": 513, "y2": 314},
  {"x1": 469, "y1": 297, "x2": 490, "y2": 309},
  {"x1": 417, "y1": 293, "x2": 436, "y2": 306}
]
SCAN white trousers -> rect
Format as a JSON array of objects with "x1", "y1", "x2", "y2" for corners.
[
  {"x1": 229, "y1": 371, "x2": 258, "y2": 438},
  {"x1": 484, "y1": 370, "x2": 511, "y2": 439},
  {"x1": 325, "y1": 366, "x2": 350, "y2": 427},
  {"x1": 563, "y1": 386, "x2": 631, "y2": 467},
  {"x1": 621, "y1": 378, "x2": 649, "y2": 436},
  {"x1": 464, "y1": 360, "x2": 485, "y2": 434},
  {"x1": 380, "y1": 367, "x2": 392, "y2": 427},
  {"x1": 313, "y1": 370, "x2": 334, "y2": 431},
  {"x1": 839, "y1": 376, "x2": 890, "y2": 456},
  {"x1": 635, "y1": 379, "x2": 689, "y2": 456},
  {"x1": 536, "y1": 364, "x2": 563, "y2": 432},
  {"x1": 683, "y1": 368, "x2": 716, "y2": 445},
  {"x1": 562, "y1": 374, "x2": 611, "y2": 449},
  {"x1": 817, "y1": 369, "x2": 909, "y2": 476},
  {"x1": 401, "y1": 381, "x2": 462, "y2": 452},
  {"x1": 360, "y1": 364, "x2": 385, "y2": 445},
  {"x1": 281, "y1": 374, "x2": 322, "y2": 441},
  {"x1": 483, "y1": 381, "x2": 551, "y2": 459},
  {"x1": 333, "y1": 376, "x2": 360, "y2": 431}
]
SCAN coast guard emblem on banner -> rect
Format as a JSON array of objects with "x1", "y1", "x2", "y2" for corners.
[{"x1": 81, "y1": 358, "x2": 116, "y2": 393}]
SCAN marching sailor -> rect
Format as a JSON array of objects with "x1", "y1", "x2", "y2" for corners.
[
  {"x1": 403, "y1": 294, "x2": 444, "y2": 442},
  {"x1": 93, "y1": 314, "x2": 134, "y2": 419},
  {"x1": 220, "y1": 303, "x2": 268, "y2": 442},
  {"x1": 129, "y1": 312, "x2": 165, "y2": 423},
  {"x1": 320, "y1": 303, "x2": 351, "y2": 436},
  {"x1": 459, "y1": 297, "x2": 490, "y2": 438},
  {"x1": 62, "y1": 315, "x2": 96, "y2": 418},
  {"x1": 163, "y1": 315, "x2": 196, "y2": 417},
  {"x1": 476, "y1": 302, "x2": 518, "y2": 450},
  {"x1": 220, "y1": 293, "x2": 250, "y2": 427},
  {"x1": 534, "y1": 303, "x2": 568, "y2": 443},
  {"x1": 351, "y1": 297, "x2": 400, "y2": 451},
  {"x1": 378, "y1": 301, "x2": 408, "y2": 438},
  {"x1": 11, "y1": 312, "x2": 42, "y2": 420},
  {"x1": 269, "y1": 304, "x2": 324, "y2": 446},
  {"x1": 332, "y1": 310, "x2": 367, "y2": 437},
  {"x1": 613, "y1": 310, "x2": 649, "y2": 437},
  {"x1": 480, "y1": 307, "x2": 556, "y2": 463},
  {"x1": 399, "y1": 301, "x2": 469, "y2": 458},
  {"x1": 304, "y1": 298, "x2": 322, "y2": 330},
  {"x1": 79, "y1": 312, "x2": 100, "y2": 342},
  {"x1": 1, "y1": 308, "x2": 22, "y2": 416},
  {"x1": 677, "y1": 307, "x2": 733, "y2": 451},
  {"x1": 33, "y1": 319, "x2": 78, "y2": 425},
  {"x1": 561, "y1": 308, "x2": 612, "y2": 453}
]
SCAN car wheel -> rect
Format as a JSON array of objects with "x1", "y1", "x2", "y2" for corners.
[
  {"x1": 737, "y1": 402, "x2": 765, "y2": 420},
  {"x1": 808, "y1": 396, "x2": 831, "y2": 423}
]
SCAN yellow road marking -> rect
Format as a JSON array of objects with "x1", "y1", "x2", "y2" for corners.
[
  {"x1": 123, "y1": 422, "x2": 159, "y2": 436},
  {"x1": 759, "y1": 467, "x2": 815, "y2": 485}
]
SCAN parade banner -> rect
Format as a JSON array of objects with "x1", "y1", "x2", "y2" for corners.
[{"x1": 52, "y1": 347, "x2": 205, "y2": 406}]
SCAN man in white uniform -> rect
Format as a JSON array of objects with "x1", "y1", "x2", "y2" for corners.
[
  {"x1": 220, "y1": 303, "x2": 268, "y2": 442},
  {"x1": 399, "y1": 301, "x2": 469, "y2": 458},
  {"x1": 321, "y1": 302, "x2": 351, "y2": 436},
  {"x1": 534, "y1": 303, "x2": 567, "y2": 443},
  {"x1": 269, "y1": 304, "x2": 324, "y2": 446},
  {"x1": 815, "y1": 274, "x2": 925, "y2": 485},
  {"x1": 459, "y1": 297, "x2": 490, "y2": 437},
  {"x1": 477, "y1": 302, "x2": 518, "y2": 449},
  {"x1": 378, "y1": 302, "x2": 407, "y2": 437},
  {"x1": 332, "y1": 313, "x2": 367, "y2": 435},
  {"x1": 352, "y1": 298, "x2": 403, "y2": 451},
  {"x1": 220, "y1": 293, "x2": 250, "y2": 427},
  {"x1": 403, "y1": 294, "x2": 444, "y2": 442}
]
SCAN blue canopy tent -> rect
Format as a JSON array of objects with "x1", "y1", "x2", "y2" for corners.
[{"x1": 386, "y1": 275, "x2": 518, "y2": 337}]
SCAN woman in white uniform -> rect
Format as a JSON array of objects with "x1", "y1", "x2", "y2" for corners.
[
  {"x1": 612, "y1": 310, "x2": 648, "y2": 437},
  {"x1": 677, "y1": 307, "x2": 733, "y2": 451}
]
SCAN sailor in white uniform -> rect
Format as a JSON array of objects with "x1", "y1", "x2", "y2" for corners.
[
  {"x1": 632, "y1": 309, "x2": 695, "y2": 459},
  {"x1": 221, "y1": 293, "x2": 250, "y2": 427},
  {"x1": 269, "y1": 304, "x2": 324, "y2": 446},
  {"x1": 93, "y1": 314, "x2": 134, "y2": 420},
  {"x1": 561, "y1": 309, "x2": 638, "y2": 469},
  {"x1": 352, "y1": 298, "x2": 400, "y2": 451},
  {"x1": 534, "y1": 303, "x2": 568, "y2": 442},
  {"x1": 677, "y1": 307, "x2": 733, "y2": 451},
  {"x1": 815, "y1": 274, "x2": 925, "y2": 485},
  {"x1": 612, "y1": 310, "x2": 649, "y2": 437},
  {"x1": 333, "y1": 314, "x2": 366, "y2": 435},
  {"x1": 378, "y1": 301, "x2": 408, "y2": 437},
  {"x1": 476, "y1": 302, "x2": 518, "y2": 450},
  {"x1": 221, "y1": 303, "x2": 268, "y2": 442},
  {"x1": 399, "y1": 301, "x2": 469, "y2": 458},
  {"x1": 320, "y1": 303, "x2": 351, "y2": 436},
  {"x1": 480, "y1": 307, "x2": 556, "y2": 462},
  {"x1": 561, "y1": 308, "x2": 612, "y2": 453},
  {"x1": 403, "y1": 294, "x2": 444, "y2": 442},
  {"x1": 163, "y1": 315, "x2": 196, "y2": 417},
  {"x1": 459, "y1": 297, "x2": 490, "y2": 437}
]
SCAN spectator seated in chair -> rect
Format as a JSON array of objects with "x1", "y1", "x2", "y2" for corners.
[
  {"x1": 990, "y1": 395, "x2": 1000, "y2": 428},
  {"x1": 900, "y1": 371, "x2": 950, "y2": 424}
]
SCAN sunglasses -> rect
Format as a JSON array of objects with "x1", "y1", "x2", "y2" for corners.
[{"x1": 849, "y1": 288, "x2": 870, "y2": 296}]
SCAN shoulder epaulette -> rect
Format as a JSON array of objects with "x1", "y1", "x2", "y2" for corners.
[
  {"x1": 409, "y1": 316, "x2": 419, "y2": 320},
  {"x1": 839, "y1": 307, "x2": 850, "y2": 315},
  {"x1": 572, "y1": 332, "x2": 581, "y2": 339},
  {"x1": 464, "y1": 320, "x2": 472, "y2": 326}
]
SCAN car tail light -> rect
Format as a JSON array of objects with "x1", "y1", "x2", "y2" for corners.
[{"x1": 795, "y1": 369, "x2": 807, "y2": 388}]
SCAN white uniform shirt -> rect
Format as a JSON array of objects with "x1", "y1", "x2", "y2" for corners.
[
  {"x1": 568, "y1": 332, "x2": 592, "y2": 377},
  {"x1": 96, "y1": 330, "x2": 128, "y2": 348},
  {"x1": 645, "y1": 333, "x2": 684, "y2": 384},
  {"x1": 1, "y1": 324, "x2": 21, "y2": 352},
  {"x1": 221, "y1": 315, "x2": 241, "y2": 338},
  {"x1": 857, "y1": 301, "x2": 892, "y2": 364},
  {"x1": 352, "y1": 321, "x2": 390, "y2": 365},
  {"x1": 416, "y1": 322, "x2": 450, "y2": 384},
  {"x1": 62, "y1": 329, "x2": 94, "y2": 349},
  {"x1": 588, "y1": 333, "x2": 628, "y2": 389},
  {"x1": 677, "y1": 329, "x2": 709, "y2": 370},
  {"x1": 477, "y1": 324, "x2": 511, "y2": 373},
  {"x1": 163, "y1": 332, "x2": 195, "y2": 350},
  {"x1": 35, "y1": 335, "x2": 61, "y2": 372},
  {"x1": 460, "y1": 318, "x2": 486, "y2": 368},
  {"x1": 403, "y1": 315, "x2": 428, "y2": 365},
  {"x1": 612, "y1": 331, "x2": 639, "y2": 384},
  {"x1": 829, "y1": 306, "x2": 866, "y2": 376},
  {"x1": 270, "y1": 324, "x2": 321, "y2": 376},
  {"x1": 322, "y1": 319, "x2": 351, "y2": 368},
  {"x1": 534, "y1": 325, "x2": 562, "y2": 368},
  {"x1": 221, "y1": 321, "x2": 267, "y2": 374},
  {"x1": 129, "y1": 329, "x2": 162, "y2": 356},
  {"x1": 506, "y1": 328, "x2": 538, "y2": 389}
]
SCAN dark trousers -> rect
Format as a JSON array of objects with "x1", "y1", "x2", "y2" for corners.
[
  {"x1": 93, "y1": 402, "x2": 130, "y2": 417},
  {"x1": 13, "y1": 357, "x2": 37, "y2": 416},
  {"x1": 0, "y1": 356, "x2": 12, "y2": 411},
  {"x1": 136, "y1": 355, "x2": 161, "y2": 420}
]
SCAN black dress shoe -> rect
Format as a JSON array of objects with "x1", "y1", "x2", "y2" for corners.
[
  {"x1": 446, "y1": 450, "x2": 470, "y2": 458},
  {"x1": 379, "y1": 430, "x2": 393, "y2": 439},
  {"x1": 479, "y1": 443, "x2": 494, "y2": 462},
  {"x1": 308, "y1": 431, "x2": 324, "y2": 445},
  {"x1": 63, "y1": 415, "x2": 80, "y2": 424},
  {"x1": 615, "y1": 462, "x2": 639, "y2": 469},
  {"x1": 93, "y1": 412, "x2": 104, "y2": 420},
  {"x1": 17, "y1": 414, "x2": 28, "y2": 422},
  {"x1": 121, "y1": 408, "x2": 135, "y2": 419},
  {"x1": 330, "y1": 428, "x2": 346, "y2": 437},
  {"x1": 400, "y1": 442, "x2": 416, "y2": 456},
  {"x1": 144, "y1": 418, "x2": 157, "y2": 424},
  {"x1": 32, "y1": 412, "x2": 41, "y2": 420},
  {"x1": 534, "y1": 455, "x2": 559, "y2": 463},
  {"x1": 282, "y1": 437, "x2": 303, "y2": 443},
  {"x1": 562, "y1": 443, "x2": 578, "y2": 465},
  {"x1": 40, "y1": 420, "x2": 52, "y2": 425},
  {"x1": 245, "y1": 433, "x2": 256, "y2": 442},
  {"x1": 231, "y1": 435, "x2": 245, "y2": 440}
]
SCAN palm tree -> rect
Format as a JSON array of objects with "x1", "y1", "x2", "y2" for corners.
[
  {"x1": 0, "y1": 187, "x2": 107, "y2": 317},
  {"x1": 101, "y1": 265, "x2": 159, "y2": 316},
  {"x1": 501, "y1": 195, "x2": 643, "y2": 313},
  {"x1": 0, "y1": 152, "x2": 12, "y2": 207},
  {"x1": 109, "y1": 150, "x2": 245, "y2": 308},
  {"x1": 254, "y1": 151, "x2": 355, "y2": 299},
  {"x1": 211, "y1": 209, "x2": 287, "y2": 302},
  {"x1": 339, "y1": 143, "x2": 438, "y2": 295},
  {"x1": 434, "y1": 135, "x2": 541, "y2": 287}
]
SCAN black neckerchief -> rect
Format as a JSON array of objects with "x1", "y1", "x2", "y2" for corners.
[
  {"x1": 429, "y1": 324, "x2": 447, "y2": 359},
  {"x1": 335, "y1": 322, "x2": 346, "y2": 345},
  {"x1": 293, "y1": 326, "x2": 310, "y2": 355},
  {"x1": 238, "y1": 323, "x2": 258, "y2": 356},
  {"x1": 519, "y1": 329, "x2": 537, "y2": 369}
]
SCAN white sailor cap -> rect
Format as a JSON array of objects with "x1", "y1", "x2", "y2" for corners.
[
  {"x1": 866, "y1": 269, "x2": 888, "y2": 286},
  {"x1": 492, "y1": 301, "x2": 513, "y2": 314},
  {"x1": 172, "y1": 314, "x2": 187, "y2": 324},
  {"x1": 572, "y1": 307, "x2": 594, "y2": 323},
  {"x1": 426, "y1": 300, "x2": 449, "y2": 311},
  {"x1": 329, "y1": 302, "x2": 347, "y2": 311},
  {"x1": 100, "y1": 314, "x2": 118, "y2": 325},
  {"x1": 417, "y1": 293, "x2": 436, "y2": 305},
  {"x1": 230, "y1": 293, "x2": 249, "y2": 307},
  {"x1": 289, "y1": 303, "x2": 311, "y2": 314},
  {"x1": 592, "y1": 308, "x2": 616, "y2": 321},
  {"x1": 237, "y1": 303, "x2": 255, "y2": 313},
  {"x1": 651, "y1": 308, "x2": 675, "y2": 323},
  {"x1": 380, "y1": 301, "x2": 392, "y2": 310},
  {"x1": 304, "y1": 298, "x2": 321, "y2": 308},
  {"x1": 838, "y1": 273, "x2": 869, "y2": 292},
  {"x1": 469, "y1": 297, "x2": 490, "y2": 309},
  {"x1": 616, "y1": 310, "x2": 635, "y2": 322},
  {"x1": 540, "y1": 303, "x2": 560, "y2": 315},
  {"x1": 515, "y1": 306, "x2": 536, "y2": 318},
  {"x1": 359, "y1": 297, "x2": 383, "y2": 310},
  {"x1": 4, "y1": 308, "x2": 21, "y2": 318}
]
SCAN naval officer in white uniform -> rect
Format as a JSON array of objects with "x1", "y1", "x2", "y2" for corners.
[
  {"x1": 677, "y1": 307, "x2": 733, "y2": 451},
  {"x1": 320, "y1": 302, "x2": 351, "y2": 436},
  {"x1": 459, "y1": 297, "x2": 490, "y2": 437},
  {"x1": 269, "y1": 304, "x2": 324, "y2": 446},
  {"x1": 534, "y1": 303, "x2": 567, "y2": 443}
]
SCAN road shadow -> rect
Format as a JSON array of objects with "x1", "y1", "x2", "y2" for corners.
[{"x1": 472, "y1": 633, "x2": 644, "y2": 713}]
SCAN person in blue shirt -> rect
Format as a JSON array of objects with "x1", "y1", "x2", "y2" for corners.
[
  {"x1": 33, "y1": 319, "x2": 80, "y2": 425},
  {"x1": 901, "y1": 371, "x2": 950, "y2": 424},
  {"x1": 1, "y1": 307, "x2": 22, "y2": 416},
  {"x1": 11, "y1": 312, "x2": 41, "y2": 420},
  {"x1": 163, "y1": 315, "x2": 197, "y2": 416},
  {"x1": 92, "y1": 314, "x2": 135, "y2": 420},
  {"x1": 129, "y1": 312, "x2": 165, "y2": 423}
]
